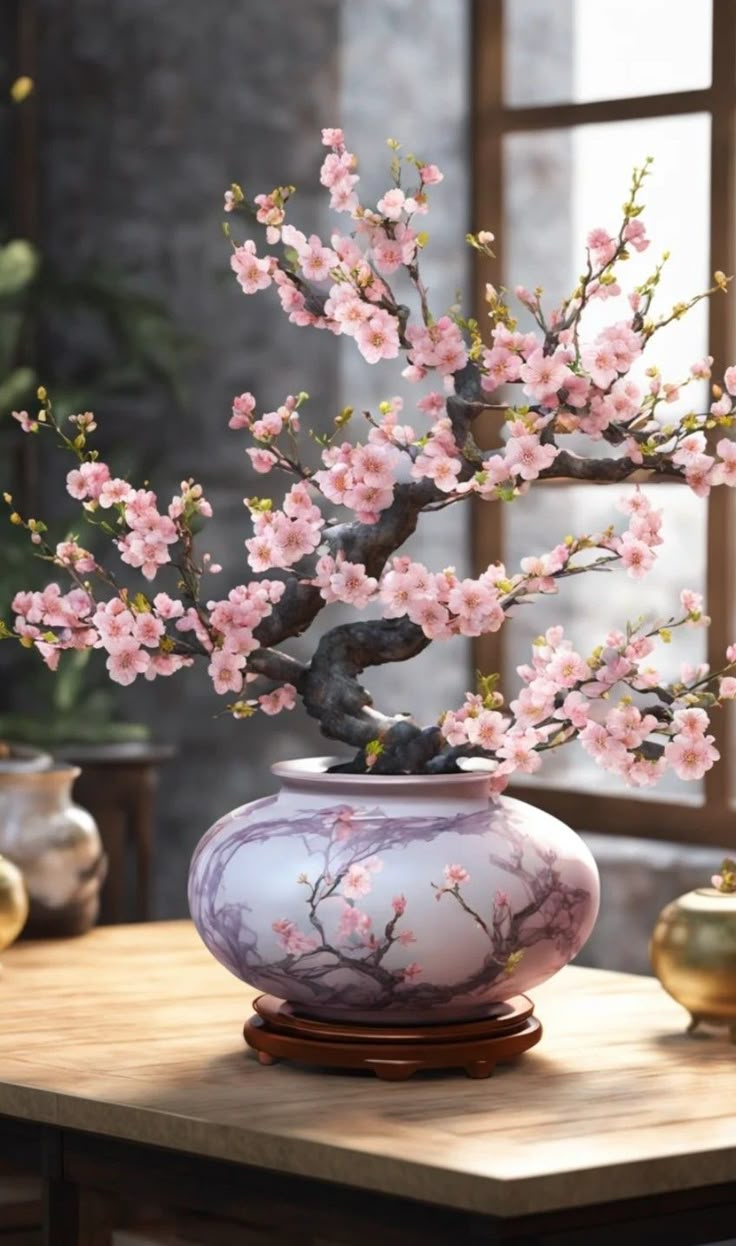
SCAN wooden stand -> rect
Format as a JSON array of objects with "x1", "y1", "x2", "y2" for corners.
[{"x1": 243, "y1": 994, "x2": 542, "y2": 1080}]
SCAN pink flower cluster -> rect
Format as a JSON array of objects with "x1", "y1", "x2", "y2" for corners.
[
  {"x1": 442, "y1": 610, "x2": 729, "y2": 792},
  {"x1": 11, "y1": 585, "x2": 97, "y2": 671},
  {"x1": 313, "y1": 439, "x2": 399, "y2": 523},
  {"x1": 206, "y1": 580, "x2": 286, "y2": 693},
  {"x1": 230, "y1": 239, "x2": 276, "y2": 295},
  {"x1": 245, "y1": 483, "x2": 324, "y2": 573},
  {"x1": 272, "y1": 918, "x2": 318, "y2": 955},
  {"x1": 231, "y1": 130, "x2": 459, "y2": 382},
  {"x1": 312, "y1": 554, "x2": 378, "y2": 608},
  {"x1": 404, "y1": 317, "x2": 467, "y2": 381},
  {"x1": 379, "y1": 557, "x2": 505, "y2": 640}
]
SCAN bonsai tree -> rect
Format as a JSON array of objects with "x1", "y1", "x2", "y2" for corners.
[{"x1": 3, "y1": 130, "x2": 735, "y2": 788}]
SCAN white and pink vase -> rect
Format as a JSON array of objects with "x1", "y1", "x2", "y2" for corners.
[{"x1": 188, "y1": 758, "x2": 600, "y2": 1024}]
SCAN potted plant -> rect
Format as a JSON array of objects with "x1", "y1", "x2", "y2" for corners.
[{"x1": 2, "y1": 131, "x2": 735, "y2": 1025}]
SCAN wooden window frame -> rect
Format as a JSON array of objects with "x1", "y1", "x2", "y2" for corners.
[{"x1": 471, "y1": 0, "x2": 736, "y2": 847}]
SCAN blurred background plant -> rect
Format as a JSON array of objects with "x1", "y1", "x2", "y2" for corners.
[{"x1": 0, "y1": 78, "x2": 193, "y2": 747}]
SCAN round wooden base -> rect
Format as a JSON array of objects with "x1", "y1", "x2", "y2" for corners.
[{"x1": 243, "y1": 994, "x2": 542, "y2": 1080}]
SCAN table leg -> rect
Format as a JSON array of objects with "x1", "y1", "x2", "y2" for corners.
[
  {"x1": 133, "y1": 770, "x2": 156, "y2": 922},
  {"x1": 42, "y1": 1130, "x2": 78, "y2": 1246}
]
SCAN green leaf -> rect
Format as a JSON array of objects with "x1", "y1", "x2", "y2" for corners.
[
  {"x1": 0, "y1": 365, "x2": 35, "y2": 413},
  {"x1": 0, "y1": 239, "x2": 39, "y2": 297}
]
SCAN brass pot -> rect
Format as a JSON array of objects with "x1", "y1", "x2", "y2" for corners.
[
  {"x1": 650, "y1": 888, "x2": 736, "y2": 1040},
  {"x1": 0, "y1": 854, "x2": 29, "y2": 956}
]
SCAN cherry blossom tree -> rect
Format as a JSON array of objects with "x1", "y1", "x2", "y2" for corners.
[{"x1": 4, "y1": 132, "x2": 736, "y2": 789}]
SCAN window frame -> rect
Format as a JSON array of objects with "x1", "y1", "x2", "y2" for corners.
[{"x1": 471, "y1": 0, "x2": 736, "y2": 847}]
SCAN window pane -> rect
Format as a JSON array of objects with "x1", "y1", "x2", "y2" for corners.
[
  {"x1": 503, "y1": 113, "x2": 711, "y2": 423},
  {"x1": 503, "y1": 483, "x2": 707, "y2": 804},
  {"x1": 505, "y1": 0, "x2": 712, "y2": 107}
]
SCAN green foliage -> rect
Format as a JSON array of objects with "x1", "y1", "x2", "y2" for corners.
[{"x1": 0, "y1": 234, "x2": 192, "y2": 743}]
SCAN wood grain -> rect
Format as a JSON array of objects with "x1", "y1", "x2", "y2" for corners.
[{"x1": 0, "y1": 921, "x2": 735, "y2": 1219}]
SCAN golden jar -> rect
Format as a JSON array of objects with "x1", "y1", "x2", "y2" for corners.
[
  {"x1": 0, "y1": 853, "x2": 29, "y2": 957},
  {"x1": 650, "y1": 888, "x2": 736, "y2": 1040}
]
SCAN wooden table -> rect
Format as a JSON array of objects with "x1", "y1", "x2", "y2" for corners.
[{"x1": 0, "y1": 922, "x2": 735, "y2": 1245}]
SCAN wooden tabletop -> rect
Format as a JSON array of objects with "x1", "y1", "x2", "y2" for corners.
[{"x1": 0, "y1": 920, "x2": 734, "y2": 1220}]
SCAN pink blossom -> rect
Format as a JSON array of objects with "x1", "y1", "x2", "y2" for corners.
[
  {"x1": 328, "y1": 560, "x2": 378, "y2": 608},
  {"x1": 712, "y1": 439, "x2": 736, "y2": 487},
  {"x1": 391, "y1": 894, "x2": 407, "y2": 916},
  {"x1": 400, "y1": 962, "x2": 423, "y2": 981},
  {"x1": 419, "y1": 163, "x2": 443, "y2": 185},
  {"x1": 66, "y1": 460, "x2": 111, "y2": 502},
  {"x1": 497, "y1": 730, "x2": 542, "y2": 774},
  {"x1": 443, "y1": 863, "x2": 470, "y2": 887},
  {"x1": 12, "y1": 409, "x2": 37, "y2": 433},
  {"x1": 356, "y1": 310, "x2": 400, "y2": 364},
  {"x1": 417, "y1": 392, "x2": 447, "y2": 418},
  {"x1": 505, "y1": 434, "x2": 558, "y2": 481},
  {"x1": 247, "y1": 448, "x2": 278, "y2": 475},
  {"x1": 710, "y1": 393, "x2": 732, "y2": 418},
  {"x1": 259, "y1": 683, "x2": 297, "y2": 715},
  {"x1": 133, "y1": 613, "x2": 165, "y2": 648},
  {"x1": 321, "y1": 127, "x2": 345, "y2": 148},
  {"x1": 672, "y1": 432, "x2": 707, "y2": 467},
  {"x1": 336, "y1": 903, "x2": 373, "y2": 944},
  {"x1": 680, "y1": 588, "x2": 703, "y2": 615},
  {"x1": 208, "y1": 649, "x2": 245, "y2": 696},
  {"x1": 106, "y1": 638, "x2": 150, "y2": 687},
  {"x1": 618, "y1": 532, "x2": 655, "y2": 578},
  {"x1": 665, "y1": 732, "x2": 719, "y2": 780},
  {"x1": 406, "y1": 596, "x2": 451, "y2": 640},
  {"x1": 229, "y1": 392, "x2": 256, "y2": 430},
  {"x1": 342, "y1": 863, "x2": 374, "y2": 900},
  {"x1": 230, "y1": 240, "x2": 273, "y2": 294},
  {"x1": 98, "y1": 478, "x2": 134, "y2": 509},
  {"x1": 520, "y1": 348, "x2": 573, "y2": 404},
  {"x1": 672, "y1": 707, "x2": 710, "y2": 737},
  {"x1": 272, "y1": 918, "x2": 318, "y2": 954},
  {"x1": 299, "y1": 234, "x2": 337, "y2": 282},
  {"x1": 719, "y1": 677, "x2": 736, "y2": 699},
  {"x1": 546, "y1": 650, "x2": 591, "y2": 688},
  {"x1": 587, "y1": 227, "x2": 617, "y2": 265},
  {"x1": 556, "y1": 691, "x2": 590, "y2": 729},
  {"x1": 377, "y1": 188, "x2": 408, "y2": 220},
  {"x1": 623, "y1": 219, "x2": 649, "y2": 252},
  {"x1": 684, "y1": 454, "x2": 715, "y2": 497},
  {"x1": 153, "y1": 593, "x2": 184, "y2": 620}
]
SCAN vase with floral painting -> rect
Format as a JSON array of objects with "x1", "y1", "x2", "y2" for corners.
[{"x1": 188, "y1": 758, "x2": 600, "y2": 1024}]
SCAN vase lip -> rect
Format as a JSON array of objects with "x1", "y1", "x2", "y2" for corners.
[
  {"x1": 0, "y1": 763, "x2": 80, "y2": 787},
  {"x1": 0, "y1": 744, "x2": 53, "y2": 774},
  {"x1": 271, "y1": 755, "x2": 491, "y2": 792}
]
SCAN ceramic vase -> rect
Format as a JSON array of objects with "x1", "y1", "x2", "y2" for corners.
[
  {"x1": 189, "y1": 758, "x2": 600, "y2": 1023},
  {"x1": 0, "y1": 762, "x2": 107, "y2": 937},
  {"x1": 651, "y1": 887, "x2": 736, "y2": 1039}
]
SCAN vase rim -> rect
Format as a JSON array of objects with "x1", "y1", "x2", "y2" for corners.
[
  {"x1": 0, "y1": 763, "x2": 80, "y2": 787},
  {"x1": 271, "y1": 756, "x2": 491, "y2": 792}
]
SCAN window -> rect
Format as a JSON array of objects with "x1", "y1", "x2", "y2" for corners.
[{"x1": 471, "y1": 0, "x2": 736, "y2": 845}]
